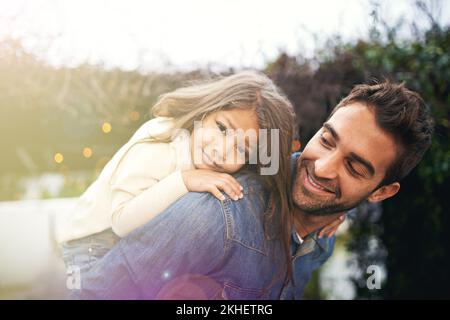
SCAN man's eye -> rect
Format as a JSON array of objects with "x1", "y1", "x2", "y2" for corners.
[
  {"x1": 320, "y1": 136, "x2": 332, "y2": 147},
  {"x1": 216, "y1": 121, "x2": 227, "y2": 134},
  {"x1": 347, "y1": 161, "x2": 362, "y2": 177}
]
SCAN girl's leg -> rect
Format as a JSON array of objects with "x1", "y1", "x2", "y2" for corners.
[{"x1": 61, "y1": 228, "x2": 120, "y2": 292}]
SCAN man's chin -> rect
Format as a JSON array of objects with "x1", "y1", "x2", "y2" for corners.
[
  {"x1": 293, "y1": 191, "x2": 340, "y2": 216},
  {"x1": 295, "y1": 204, "x2": 343, "y2": 217},
  {"x1": 294, "y1": 199, "x2": 357, "y2": 217}
]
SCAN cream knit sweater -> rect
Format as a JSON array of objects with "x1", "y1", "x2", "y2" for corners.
[{"x1": 56, "y1": 117, "x2": 194, "y2": 243}]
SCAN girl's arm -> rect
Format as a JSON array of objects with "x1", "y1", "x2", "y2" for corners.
[
  {"x1": 110, "y1": 142, "x2": 189, "y2": 237},
  {"x1": 110, "y1": 143, "x2": 243, "y2": 238}
]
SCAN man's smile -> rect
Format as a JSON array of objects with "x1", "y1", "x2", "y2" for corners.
[{"x1": 303, "y1": 165, "x2": 336, "y2": 196}]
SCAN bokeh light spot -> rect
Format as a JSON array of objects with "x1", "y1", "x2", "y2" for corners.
[
  {"x1": 83, "y1": 147, "x2": 93, "y2": 158},
  {"x1": 54, "y1": 153, "x2": 64, "y2": 164},
  {"x1": 102, "y1": 122, "x2": 112, "y2": 133}
]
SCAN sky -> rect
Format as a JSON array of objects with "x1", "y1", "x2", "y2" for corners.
[{"x1": 0, "y1": 0, "x2": 448, "y2": 72}]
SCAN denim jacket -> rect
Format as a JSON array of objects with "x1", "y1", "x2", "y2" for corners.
[{"x1": 73, "y1": 153, "x2": 335, "y2": 300}]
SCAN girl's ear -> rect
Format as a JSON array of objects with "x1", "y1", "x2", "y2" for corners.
[
  {"x1": 368, "y1": 182, "x2": 401, "y2": 203},
  {"x1": 292, "y1": 140, "x2": 301, "y2": 152}
]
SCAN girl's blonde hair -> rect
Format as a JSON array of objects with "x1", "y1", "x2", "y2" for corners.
[{"x1": 151, "y1": 70, "x2": 297, "y2": 280}]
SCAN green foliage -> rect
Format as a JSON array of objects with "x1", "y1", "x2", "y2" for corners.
[
  {"x1": 0, "y1": 41, "x2": 207, "y2": 199},
  {"x1": 302, "y1": 268, "x2": 325, "y2": 300},
  {"x1": 0, "y1": 39, "x2": 195, "y2": 177}
]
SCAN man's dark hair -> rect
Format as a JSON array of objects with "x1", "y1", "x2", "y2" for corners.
[{"x1": 330, "y1": 80, "x2": 434, "y2": 186}]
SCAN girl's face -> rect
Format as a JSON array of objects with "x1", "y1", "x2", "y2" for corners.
[{"x1": 190, "y1": 108, "x2": 260, "y2": 173}]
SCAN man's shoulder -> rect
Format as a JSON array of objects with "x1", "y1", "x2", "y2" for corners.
[
  {"x1": 221, "y1": 171, "x2": 272, "y2": 255},
  {"x1": 122, "y1": 191, "x2": 227, "y2": 257},
  {"x1": 175, "y1": 170, "x2": 269, "y2": 235},
  {"x1": 139, "y1": 170, "x2": 271, "y2": 255}
]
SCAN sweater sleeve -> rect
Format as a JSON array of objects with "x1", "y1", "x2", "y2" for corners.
[{"x1": 109, "y1": 142, "x2": 189, "y2": 237}]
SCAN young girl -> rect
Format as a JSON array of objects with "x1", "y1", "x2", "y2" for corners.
[{"x1": 57, "y1": 71, "x2": 337, "y2": 286}]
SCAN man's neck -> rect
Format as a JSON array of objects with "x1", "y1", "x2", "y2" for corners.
[{"x1": 293, "y1": 207, "x2": 342, "y2": 239}]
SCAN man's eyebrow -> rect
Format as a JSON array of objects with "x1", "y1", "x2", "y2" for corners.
[
  {"x1": 349, "y1": 152, "x2": 375, "y2": 177},
  {"x1": 323, "y1": 122, "x2": 340, "y2": 142}
]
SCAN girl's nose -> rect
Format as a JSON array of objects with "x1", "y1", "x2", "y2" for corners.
[
  {"x1": 210, "y1": 138, "x2": 225, "y2": 163},
  {"x1": 224, "y1": 135, "x2": 240, "y2": 162}
]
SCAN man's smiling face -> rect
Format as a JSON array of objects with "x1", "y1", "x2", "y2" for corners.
[{"x1": 293, "y1": 102, "x2": 399, "y2": 216}]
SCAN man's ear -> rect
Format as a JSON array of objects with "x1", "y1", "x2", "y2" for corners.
[{"x1": 367, "y1": 182, "x2": 400, "y2": 203}]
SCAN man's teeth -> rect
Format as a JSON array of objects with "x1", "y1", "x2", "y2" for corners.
[{"x1": 308, "y1": 174, "x2": 327, "y2": 191}]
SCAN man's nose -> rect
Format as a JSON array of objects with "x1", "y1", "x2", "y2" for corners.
[{"x1": 314, "y1": 153, "x2": 339, "y2": 180}]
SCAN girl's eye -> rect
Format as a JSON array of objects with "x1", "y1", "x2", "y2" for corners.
[
  {"x1": 216, "y1": 121, "x2": 227, "y2": 134},
  {"x1": 237, "y1": 145, "x2": 246, "y2": 154}
]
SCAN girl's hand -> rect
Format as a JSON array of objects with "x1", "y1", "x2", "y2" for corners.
[
  {"x1": 181, "y1": 169, "x2": 244, "y2": 201},
  {"x1": 318, "y1": 213, "x2": 347, "y2": 238}
]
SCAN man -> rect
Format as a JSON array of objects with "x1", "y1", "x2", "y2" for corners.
[{"x1": 72, "y1": 81, "x2": 434, "y2": 299}]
